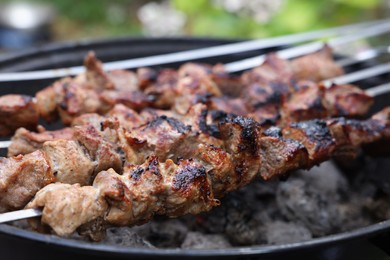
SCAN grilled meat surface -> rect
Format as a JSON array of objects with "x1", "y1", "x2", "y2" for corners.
[
  {"x1": 24, "y1": 108, "x2": 389, "y2": 238},
  {"x1": 0, "y1": 94, "x2": 39, "y2": 136},
  {"x1": 7, "y1": 79, "x2": 373, "y2": 157},
  {"x1": 0, "y1": 47, "x2": 345, "y2": 137}
]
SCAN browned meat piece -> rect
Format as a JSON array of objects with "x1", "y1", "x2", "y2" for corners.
[
  {"x1": 137, "y1": 67, "x2": 158, "y2": 90},
  {"x1": 42, "y1": 139, "x2": 96, "y2": 185},
  {"x1": 259, "y1": 136, "x2": 309, "y2": 180},
  {"x1": 106, "y1": 104, "x2": 146, "y2": 130},
  {"x1": 8, "y1": 127, "x2": 74, "y2": 156},
  {"x1": 73, "y1": 120, "x2": 123, "y2": 175},
  {"x1": 0, "y1": 94, "x2": 39, "y2": 136},
  {"x1": 84, "y1": 51, "x2": 115, "y2": 90},
  {"x1": 248, "y1": 104, "x2": 280, "y2": 126},
  {"x1": 143, "y1": 69, "x2": 178, "y2": 108},
  {"x1": 124, "y1": 115, "x2": 197, "y2": 164},
  {"x1": 107, "y1": 70, "x2": 139, "y2": 91},
  {"x1": 28, "y1": 183, "x2": 107, "y2": 237},
  {"x1": 35, "y1": 79, "x2": 64, "y2": 122},
  {"x1": 323, "y1": 84, "x2": 374, "y2": 117},
  {"x1": 0, "y1": 150, "x2": 53, "y2": 212},
  {"x1": 209, "y1": 97, "x2": 248, "y2": 116},
  {"x1": 282, "y1": 120, "x2": 337, "y2": 165},
  {"x1": 281, "y1": 84, "x2": 327, "y2": 123},
  {"x1": 71, "y1": 113, "x2": 106, "y2": 128},
  {"x1": 1, "y1": 116, "x2": 128, "y2": 213},
  {"x1": 241, "y1": 82, "x2": 282, "y2": 110},
  {"x1": 35, "y1": 54, "x2": 141, "y2": 127},
  {"x1": 211, "y1": 64, "x2": 243, "y2": 97},
  {"x1": 178, "y1": 63, "x2": 212, "y2": 78},
  {"x1": 241, "y1": 54, "x2": 294, "y2": 91},
  {"x1": 25, "y1": 108, "x2": 390, "y2": 239},
  {"x1": 100, "y1": 90, "x2": 155, "y2": 112},
  {"x1": 140, "y1": 108, "x2": 181, "y2": 123},
  {"x1": 57, "y1": 81, "x2": 102, "y2": 124},
  {"x1": 281, "y1": 83, "x2": 373, "y2": 124},
  {"x1": 291, "y1": 45, "x2": 344, "y2": 82}
]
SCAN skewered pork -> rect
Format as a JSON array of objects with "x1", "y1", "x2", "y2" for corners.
[
  {"x1": 24, "y1": 107, "x2": 389, "y2": 238},
  {"x1": 0, "y1": 47, "x2": 343, "y2": 136},
  {"x1": 7, "y1": 78, "x2": 373, "y2": 157}
]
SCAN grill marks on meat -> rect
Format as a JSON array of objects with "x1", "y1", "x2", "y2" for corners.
[
  {"x1": 282, "y1": 120, "x2": 336, "y2": 165},
  {"x1": 24, "y1": 52, "x2": 152, "y2": 130},
  {"x1": 24, "y1": 108, "x2": 390, "y2": 239}
]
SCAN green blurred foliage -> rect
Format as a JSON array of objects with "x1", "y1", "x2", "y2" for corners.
[
  {"x1": 172, "y1": 0, "x2": 383, "y2": 38},
  {"x1": 8, "y1": 0, "x2": 385, "y2": 40}
]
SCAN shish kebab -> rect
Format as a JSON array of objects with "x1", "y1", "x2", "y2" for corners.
[
  {"x1": 0, "y1": 81, "x2": 388, "y2": 239},
  {"x1": 0, "y1": 45, "x2": 345, "y2": 137},
  {"x1": 4, "y1": 104, "x2": 390, "y2": 240},
  {"x1": 0, "y1": 43, "x2": 384, "y2": 156},
  {"x1": 3, "y1": 47, "x2": 374, "y2": 157},
  {"x1": 0, "y1": 47, "x2": 386, "y2": 211},
  {"x1": 0, "y1": 48, "x2": 386, "y2": 238}
]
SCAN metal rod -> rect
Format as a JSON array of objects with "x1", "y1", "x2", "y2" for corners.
[
  {"x1": 336, "y1": 46, "x2": 390, "y2": 67},
  {"x1": 225, "y1": 22, "x2": 390, "y2": 72},
  {"x1": 322, "y1": 62, "x2": 390, "y2": 86},
  {"x1": 0, "y1": 208, "x2": 42, "y2": 223},
  {"x1": 366, "y1": 82, "x2": 390, "y2": 96},
  {"x1": 0, "y1": 141, "x2": 11, "y2": 149},
  {"x1": 0, "y1": 19, "x2": 389, "y2": 82}
]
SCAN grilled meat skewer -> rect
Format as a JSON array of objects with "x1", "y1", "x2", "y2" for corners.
[
  {"x1": 0, "y1": 104, "x2": 220, "y2": 212},
  {"x1": 0, "y1": 103, "x2": 388, "y2": 214},
  {"x1": 25, "y1": 107, "x2": 390, "y2": 239},
  {"x1": 7, "y1": 77, "x2": 372, "y2": 158},
  {"x1": 0, "y1": 47, "x2": 343, "y2": 137}
]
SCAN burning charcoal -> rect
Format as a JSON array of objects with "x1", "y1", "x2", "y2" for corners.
[
  {"x1": 181, "y1": 232, "x2": 231, "y2": 249},
  {"x1": 276, "y1": 162, "x2": 352, "y2": 236},
  {"x1": 264, "y1": 221, "x2": 312, "y2": 245},
  {"x1": 104, "y1": 227, "x2": 154, "y2": 248},
  {"x1": 276, "y1": 178, "x2": 336, "y2": 236},
  {"x1": 132, "y1": 219, "x2": 188, "y2": 248},
  {"x1": 198, "y1": 193, "x2": 261, "y2": 245},
  {"x1": 367, "y1": 196, "x2": 390, "y2": 220}
]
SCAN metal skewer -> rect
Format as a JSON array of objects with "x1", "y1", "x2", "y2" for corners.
[
  {"x1": 225, "y1": 22, "x2": 390, "y2": 72},
  {"x1": 0, "y1": 19, "x2": 389, "y2": 82},
  {"x1": 0, "y1": 208, "x2": 42, "y2": 223},
  {"x1": 0, "y1": 141, "x2": 11, "y2": 149}
]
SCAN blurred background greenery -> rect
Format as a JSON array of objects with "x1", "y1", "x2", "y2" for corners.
[{"x1": 0, "y1": 0, "x2": 388, "y2": 49}]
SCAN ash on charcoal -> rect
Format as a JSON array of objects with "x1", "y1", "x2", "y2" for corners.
[
  {"x1": 276, "y1": 162, "x2": 370, "y2": 237},
  {"x1": 131, "y1": 219, "x2": 188, "y2": 248},
  {"x1": 264, "y1": 221, "x2": 312, "y2": 245},
  {"x1": 196, "y1": 193, "x2": 262, "y2": 245},
  {"x1": 104, "y1": 227, "x2": 154, "y2": 248},
  {"x1": 181, "y1": 232, "x2": 231, "y2": 249},
  {"x1": 367, "y1": 196, "x2": 390, "y2": 220}
]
